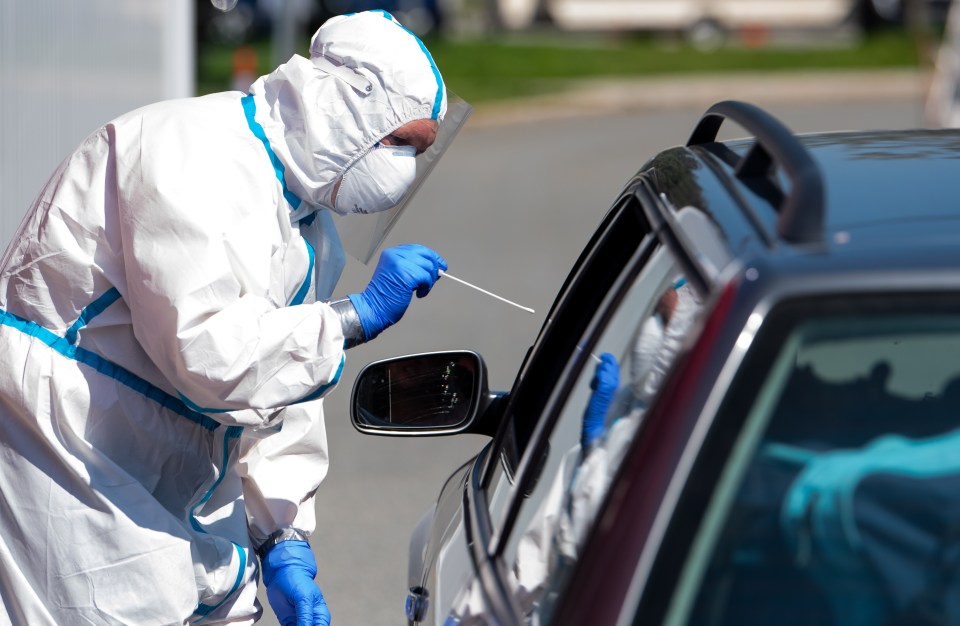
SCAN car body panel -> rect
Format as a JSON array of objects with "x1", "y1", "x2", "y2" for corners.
[
  {"x1": 547, "y1": 0, "x2": 858, "y2": 32},
  {"x1": 408, "y1": 455, "x2": 475, "y2": 624},
  {"x1": 353, "y1": 102, "x2": 960, "y2": 626}
]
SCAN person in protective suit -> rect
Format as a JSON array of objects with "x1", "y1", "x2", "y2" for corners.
[{"x1": 0, "y1": 10, "x2": 465, "y2": 626}]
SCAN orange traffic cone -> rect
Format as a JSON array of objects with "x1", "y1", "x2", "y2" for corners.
[{"x1": 231, "y1": 45, "x2": 258, "y2": 93}]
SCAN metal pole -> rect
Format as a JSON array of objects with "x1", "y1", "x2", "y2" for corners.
[{"x1": 272, "y1": 0, "x2": 299, "y2": 69}]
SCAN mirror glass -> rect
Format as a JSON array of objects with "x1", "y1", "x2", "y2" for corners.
[{"x1": 354, "y1": 352, "x2": 480, "y2": 430}]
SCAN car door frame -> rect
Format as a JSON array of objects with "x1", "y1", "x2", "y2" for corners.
[{"x1": 453, "y1": 174, "x2": 718, "y2": 626}]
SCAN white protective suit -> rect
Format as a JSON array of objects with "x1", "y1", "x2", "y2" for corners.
[{"x1": 0, "y1": 11, "x2": 446, "y2": 625}]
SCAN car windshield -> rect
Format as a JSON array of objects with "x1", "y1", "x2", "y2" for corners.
[{"x1": 666, "y1": 305, "x2": 960, "y2": 626}]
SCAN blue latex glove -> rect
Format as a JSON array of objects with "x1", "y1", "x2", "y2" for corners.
[
  {"x1": 261, "y1": 540, "x2": 331, "y2": 626},
  {"x1": 348, "y1": 244, "x2": 447, "y2": 342},
  {"x1": 779, "y1": 436, "x2": 917, "y2": 567},
  {"x1": 775, "y1": 437, "x2": 925, "y2": 626},
  {"x1": 581, "y1": 352, "x2": 620, "y2": 450}
]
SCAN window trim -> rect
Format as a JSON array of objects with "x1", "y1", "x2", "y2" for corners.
[
  {"x1": 489, "y1": 206, "x2": 659, "y2": 560},
  {"x1": 475, "y1": 189, "x2": 651, "y2": 533},
  {"x1": 479, "y1": 191, "x2": 641, "y2": 485},
  {"x1": 464, "y1": 175, "x2": 732, "y2": 625},
  {"x1": 542, "y1": 276, "x2": 740, "y2": 626}
]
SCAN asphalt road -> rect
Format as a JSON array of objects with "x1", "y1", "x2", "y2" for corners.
[{"x1": 257, "y1": 96, "x2": 927, "y2": 625}]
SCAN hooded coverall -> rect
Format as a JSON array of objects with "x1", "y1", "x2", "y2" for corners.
[{"x1": 0, "y1": 10, "x2": 446, "y2": 624}]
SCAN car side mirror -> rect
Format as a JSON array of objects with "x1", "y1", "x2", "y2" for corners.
[{"x1": 351, "y1": 350, "x2": 503, "y2": 437}]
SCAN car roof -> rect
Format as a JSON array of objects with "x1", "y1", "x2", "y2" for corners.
[
  {"x1": 788, "y1": 130, "x2": 960, "y2": 235},
  {"x1": 643, "y1": 106, "x2": 960, "y2": 282}
]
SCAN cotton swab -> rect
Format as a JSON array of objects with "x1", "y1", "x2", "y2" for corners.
[{"x1": 438, "y1": 270, "x2": 535, "y2": 314}]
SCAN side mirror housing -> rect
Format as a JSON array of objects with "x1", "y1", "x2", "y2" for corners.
[{"x1": 350, "y1": 350, "x2": 503, "y2": 437}]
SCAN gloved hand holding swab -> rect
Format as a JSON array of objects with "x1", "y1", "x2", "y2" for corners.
[{"x1": 438, "y1": 270, "x2": 535, "y2": 314}]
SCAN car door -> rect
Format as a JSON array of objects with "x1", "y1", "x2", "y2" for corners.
[
  {"x1": 435, "y1": 181, "x2": 733, "y2": 626},
  {"x1": 550, "y1": 282, "x2": 960, "y2": 626},
  {"x1": 402, "y1": 186, "x2": 646, "y2": 626}
]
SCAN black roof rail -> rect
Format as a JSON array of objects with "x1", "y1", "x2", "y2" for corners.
[{"x1": 687, "y1": 100, "x2": 825, "y2": 245}]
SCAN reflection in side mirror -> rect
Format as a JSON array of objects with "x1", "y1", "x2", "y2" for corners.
[{"x1": 352, "y1": 351, "x2": 490, "y2": 436}]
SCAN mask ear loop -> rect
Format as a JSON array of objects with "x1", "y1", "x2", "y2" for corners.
[{"x1": 312, "y1": 55, "x2": 373, "y2": 96}]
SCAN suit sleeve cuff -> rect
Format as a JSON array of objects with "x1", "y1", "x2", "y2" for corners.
[
  {"x1": 328, "y1": 297, "x2": 367, "y2": 349},
  {"x1": 255, "y1": 527, "x2": 310, "y2": 560}
]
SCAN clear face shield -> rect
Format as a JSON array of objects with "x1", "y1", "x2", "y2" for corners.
[{"x1": 329, "y1": 92, "x2": 473, "y2": 264}]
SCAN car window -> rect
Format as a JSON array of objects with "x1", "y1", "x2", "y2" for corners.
[
  {"x1": 662, "y1": 300, "x2": 960, "y2": 626},
  {"x1": 456, "y1": 197, "x2": 734, "y2": 626},
  {"x1": 480, "y1": 196, "x2": 655, "y2": 536},
  {"x1": 480, "y1": 238, "x2": 666, "y2": 562},
  {"x1": 486, "y1": 205, "x2": 730, "y2": 625}
]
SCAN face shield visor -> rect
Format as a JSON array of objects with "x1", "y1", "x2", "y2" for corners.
[{"x1": 328, "y1": 92, "x2": 472, "y2": 264}]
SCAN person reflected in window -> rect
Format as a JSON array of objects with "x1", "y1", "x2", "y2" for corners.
[{"x1": 512, "y1": 277, "x2": 702, "y2": 620}]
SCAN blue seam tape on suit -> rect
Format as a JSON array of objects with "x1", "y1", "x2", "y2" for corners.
[
  {"x1": 194, "y1": 539, "x2": 247, "y2": 616},
  {"x1": 0, "y1": 303, "x2": 248, "y2": 615},
  {"x1": 303, "y1": 355, "x2": 345, "y2": 402},
  {"x1": 179, "y1": 104, "x2": 340, "y2": 412},
  {"x1": 189, "y1": 426, "x2": 244, "y2": 532},
  {"x1": 0, "y1": 307, "x2": 219, "y2": 431},
  {"x1": 65, "y1": 287, "x2": 121, "y2": 345},
  {"x1": 291, "y1": 238, "x2": 315, "y2": 306},
  {"x1": 241, "y1": 94, "x2": 304, "y2": 210},
  {"x1": 192, "y1": 427, "x2": 248, "y2": 618},
  {"x1": 372, "y1": 10, "x2": 444, "y2": 119},
  {"x1": 177, "y1": 350, "x2": 342, "y2": 413}
]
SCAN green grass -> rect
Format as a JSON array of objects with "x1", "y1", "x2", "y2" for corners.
[{"x1": 197, "y1": 28, "x2": 924, "y2": 103}]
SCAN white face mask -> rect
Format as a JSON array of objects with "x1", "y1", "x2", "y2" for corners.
[{"x1": 333, "y1": 143, "x2": 417, "y2": 215}]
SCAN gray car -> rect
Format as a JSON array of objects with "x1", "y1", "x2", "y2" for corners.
[{"x1": 351, "y1": 100, "x2": 960, "y2": 626}]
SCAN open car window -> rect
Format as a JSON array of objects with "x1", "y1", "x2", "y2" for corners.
[
  {"x1": 437, "y1": 195, "x2": 734, "y2": 626},
  {"x1": 482, "y1": 205, "x2": 730, "y2": 625},
  {"x1": 481, "y1": 195, "x2": 654, "y2": 537},
  {"x1": 662, "y1": 296, "x2": 960, "y2": 626},
  {"x1": 504, "y1": 246, "x2": 702, "y2": 623}
]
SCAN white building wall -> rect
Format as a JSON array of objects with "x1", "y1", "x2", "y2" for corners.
[{"x1": 0, "y1": 0, "x2": 194, "y2": 248}]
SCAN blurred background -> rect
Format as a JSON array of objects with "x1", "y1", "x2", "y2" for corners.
[
  {"x1": 4, "y1": 0, "x2": 958, "y2": 241},
  {"x1": 2, "y1": 1, "x2": 960, "y2": 624},
  {"x1": 195, "y1": 0, "x2": 952, "y2": 101}
]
